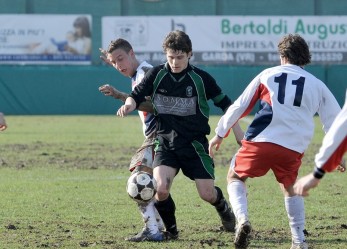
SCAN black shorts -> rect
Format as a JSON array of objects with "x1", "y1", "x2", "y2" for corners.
[{"x1": 153, "y1": 139, "x2": 215, "y2": 180}]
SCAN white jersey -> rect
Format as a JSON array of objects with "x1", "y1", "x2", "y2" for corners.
[
  {"x1": 216, "y1": 64, "x2": 341, "y2": 153},
  {"x1": 315, "y1": 90, "x2": 347, "y2": 172},
  {"x1": 131, "y1": 61, "x2": 155, "y2": 138}
]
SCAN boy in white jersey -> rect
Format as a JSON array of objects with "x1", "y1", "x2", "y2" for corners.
[
  {"x1": 294, "y1": 90, "x2": 346, "y2": 197},
  {"x1": 209, "y1": 34, "x2": 341, "y2": 249},
  {"x1": 98, "y1": 39, "x2": 166, "y2": 242}
]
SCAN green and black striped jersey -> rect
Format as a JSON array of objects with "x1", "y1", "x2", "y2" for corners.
[{"x1": 130, "y1": 62, "x2": 231, "y2": 148}]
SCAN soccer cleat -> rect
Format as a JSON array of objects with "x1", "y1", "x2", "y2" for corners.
[
  {"x1": 216, "y1": 199, "x2": 236, "y2": 232},
  {"x1": 163, "y1": 230, "x2": 179, "y2": 240},
  {"x1": 125, "y1": 228, "x2": 164, "y2": 242},
  {"x1": 290, "y1": 242, "x2": 308, "y2": 249},
  {"x1": 234, "y1": 220, "x2": 252, "y2": 249}
]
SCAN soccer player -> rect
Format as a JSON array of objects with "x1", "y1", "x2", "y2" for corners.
[
  {"x1": 117, "y1": 30, "x2": 244, "y2": 238},
  {"x1": 98, "y1": 38, "x2": 165, "y2": 242},
  {"x1": 294, "y1": 90, "x2": 347, "y2": 197},
  {"x1": 0, "y1": 112, "x2": 7, "y2": 131},
  {"x1": 208, "y1": 34, "x2": 341, "y2": 249}
]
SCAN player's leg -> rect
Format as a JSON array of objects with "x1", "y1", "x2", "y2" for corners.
[
  {"x1": 125, "y1": 166, "x2": 164, "y2": 242},
  {"x1": 227, "y1": 167, "x2": 251, "y2": 248},
  {"x1": 281, "y1": 184, "x2": 307, "y2": 249},
  {"x1": 185, "y1": 139, "x2": 235, "y2": 232},
  {"x1": 194, "y1": 178, "x2": 235, "y2": 232},
  {"x1": 153, "y1": 164, "x2": 179, "y2": 239},
  {"x1": 272, "y1": 146, "x2": 307, "y2": 249},
  {"x1": 227, "y1": 141, "x2": 275, "y2": 248},
  {"x1": 125, "y1": 140, "x2": 164, "y2": 242}
]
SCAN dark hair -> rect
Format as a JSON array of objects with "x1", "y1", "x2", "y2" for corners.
[
  {"x1": 107, "y1": 38, "x2": 133, "y2": 54},
  {"x1": 73, "y1": 16, "x2": 91, "y2": 38},
  {"x1": 162, "y1": 30, "x2": 192, "y2": 54},
  {"x1": 278, "y1": 34, "x2": 311, "y2": 66}
]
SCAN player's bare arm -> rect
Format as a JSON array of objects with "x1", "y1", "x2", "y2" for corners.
[
  {"x1": 99, "y1": 84, "x2": 127, "y2": 101},
  {"x1": 208, "y1": 135, "x2": 224, "y2": 158},
  {"x1": 99, "y1": 84, "x2": 154, "y2": 113},
  {"x1": 293, "y1": 173, "x2": 321, "y2": 196},
  {"x1": 117, "y1": 97, "x2": 137, "y2": 117},
  {"x1": 231, "y1": 122, "x2": 244, "y2": 146}
]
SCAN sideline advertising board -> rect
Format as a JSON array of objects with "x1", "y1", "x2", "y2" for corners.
[
  {"x1": 0, "y1": 15, "x2": 92, "y2": 65},
  {"x1": 102, "y1": 16, "x2": 347, "y2": 65}
]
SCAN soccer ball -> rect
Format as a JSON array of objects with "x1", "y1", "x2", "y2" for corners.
[{"x1": 126, "y1": 171, "x2": 157, "y2": 203}]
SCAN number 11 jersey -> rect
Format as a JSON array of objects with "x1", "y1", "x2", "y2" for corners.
[{"x1": 216, "y1": 64, "x2": 341, "y2": 153}]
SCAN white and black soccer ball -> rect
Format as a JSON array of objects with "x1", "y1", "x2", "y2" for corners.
[{"x1": 126, "y1": 171, "x2": 157, "y2": 203}]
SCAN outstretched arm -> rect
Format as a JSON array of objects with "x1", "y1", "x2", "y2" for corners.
[
  {"x1": 208, "y1": 135, "x2": 224, "y2": 158},
  {"x1": 99, "y1": 84, "x2": 154, "y2": 113},
  {"x1": 293, "y1": 173, "x2": 320, "y2": 197}
]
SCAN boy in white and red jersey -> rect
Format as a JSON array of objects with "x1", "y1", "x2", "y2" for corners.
[
  {"x1": 209, "y1": 34, "x2": 341, "y2": 249},
  {"x1": 99, "y1": 39, "x2": 165, "y2": 242},
  {"x1": 294, "y1": 90, "x2": 347, "y2": 197}
]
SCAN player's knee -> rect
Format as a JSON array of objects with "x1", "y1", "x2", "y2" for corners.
[
  {"x1": 198, "y1": 189, "x2": 215, "y2": 204},
  {"x1": 156, "y1": 187, "x2": 170, "y2": 201},
  {"x1": 227, "y1": 170, "x2": 244, "y2": 184}
]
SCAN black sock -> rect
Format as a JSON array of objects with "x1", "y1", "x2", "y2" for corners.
[
  {"x1": 213, "y1": 186, "x2": 226, "y2": 211},
  {"x1": 154, "y1": 194, "x2": 178, "y2": 234}
]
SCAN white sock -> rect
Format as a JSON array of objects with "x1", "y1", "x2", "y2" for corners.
[
  {"x1": 284, "y1": 195, "x2": 305, "y2": 244},
  {"x1": 138, "y1": 200, "x2": 159, "y2": 234},
  {"x1": 227, "y1": 180, "x2": 248, "y2": 223}
]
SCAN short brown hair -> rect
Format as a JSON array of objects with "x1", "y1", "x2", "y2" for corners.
[
  {"x1": 278, "y1": 34, "x2": 311, "y2": 66},
  {"x1": 162, "y1": 30, "x2": 192, "y2": 54},
  {"x1": 107, "y1": 38, "x2": 133, "y2": 54}
]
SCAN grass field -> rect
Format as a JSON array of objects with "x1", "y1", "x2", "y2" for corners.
[{"x1": 0, "y1": 115, "x2": 346, "y2": 249}]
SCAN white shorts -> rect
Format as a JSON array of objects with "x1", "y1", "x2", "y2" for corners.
[{"x1": 129, "y1": 136, "x2": 155, "y2": 172}]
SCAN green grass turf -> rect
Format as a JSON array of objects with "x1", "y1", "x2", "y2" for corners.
[{"x1": 0, "y1": 115, "x2": 346, "y2": 248}]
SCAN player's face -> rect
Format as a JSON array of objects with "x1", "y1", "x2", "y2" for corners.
[
  {"x1": 108, "y1": 49, "x2": 136, "y2": 77},
  {"x1": 166, "y1": 49, "x2": 191, "y2": 73}
]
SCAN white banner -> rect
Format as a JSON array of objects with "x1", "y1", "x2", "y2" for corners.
[
  {"x1": 102, "y1": 16, "x2": 347, "y2": 65},
  {"x1": 0, "y1": 14, "x2": 92, "y2": 65}
]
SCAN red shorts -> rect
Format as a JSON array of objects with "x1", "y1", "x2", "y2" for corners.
[{"x1": 232, "y1": 140, "x2": 304, "y2": 188}]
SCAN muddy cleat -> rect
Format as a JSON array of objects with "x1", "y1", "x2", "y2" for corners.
[
  {"x1": 125, "y1": 228, "x2": 164, "y2": 242},
  {"x1": 290, "y1": 242, "x2": 308, "y2": 249},
  {"x1": 163, "y1": 230, "x2": 179, "y2": 240},
  {"x1": 234, "y1": 220, "x2": 252, "y2": 249},
  {"x1": 216, "y1": 198, "x2": 236, "y2": 232}
]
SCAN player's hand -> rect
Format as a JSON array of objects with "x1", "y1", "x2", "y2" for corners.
[
  {"x1": 99, "y1": 84, "x2": 123, "y2": 99},
  {"x1": 99, "y1": 48, "x2": 112, "y2": 66},
  {"x1": 0, "y1": 124, "x2": 6, "y2": 131},
  {"x1": 0, "y1": 113, "x2": 7, "y2": 131},
  {"x1": 293, "y1": 173, "x2": 320, "y2": 197},
  {"x1": 336, "y1": 159, "x2": 346, "y2": 173},
  {"x1": 99, "y1": 84, "x2": 114, "y2": 96},
  {"x1": 116, "y1": 97, "x2": 136, "y2": 117},
  {"x1": 117, "y1": 104, "x2": 134, "y2": 117},
  {"x1": 208, "y1": 135, "x2": 223, "y2": 158}
]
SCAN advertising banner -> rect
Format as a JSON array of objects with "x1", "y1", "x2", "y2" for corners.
[
  {"x1": 102, "y1": 16, "x2": 347, "y2": 65},
  {"x1": 0, "y1": 15, "x2": 92, "y2": 65}
]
